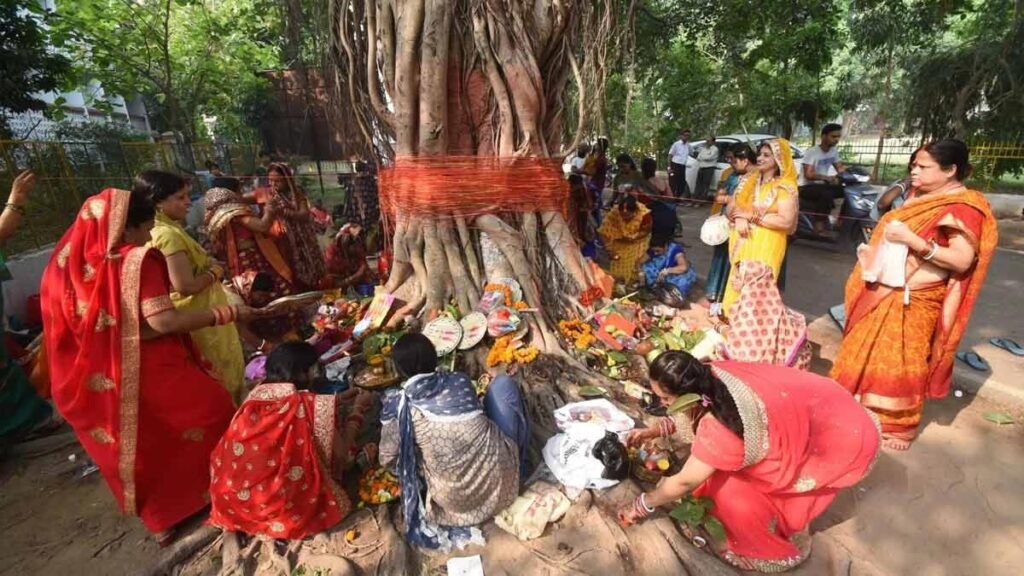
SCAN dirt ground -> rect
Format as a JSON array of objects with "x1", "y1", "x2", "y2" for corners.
[
  {"x1": 3, "y1": 212, "x2": 1023, "y2": 575},
  {"x1": 3, "y1": 368, "x2": 1022, "y2": 576}
]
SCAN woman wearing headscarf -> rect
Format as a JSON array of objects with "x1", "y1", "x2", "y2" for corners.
[
  {"x1": 721, "y1": 139, "x2": 799, "y2": 315},
  {"x1": 41, "y1": 188, "x2": 262, "y2": 544},
  {"x1": 257, "y1": 163, "x2": 327, "y2": 290},
  {"x1": 139, "y1": 171, "x2": 245, "y2": 403},
  {"x1": 204, "y1": 177, "x2": 295, "y2": 302},
  {"x1": 209, "y1": 342, "x2": 373, "y2": 539}
]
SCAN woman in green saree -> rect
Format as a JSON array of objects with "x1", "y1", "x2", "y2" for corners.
[{"x1": 0, "y1": 171, "x2": 56, "y2": 452}]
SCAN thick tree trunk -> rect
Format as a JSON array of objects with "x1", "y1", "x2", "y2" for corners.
[{"x1": 332, "y1": 0, "x2": 634, "y2": 358}]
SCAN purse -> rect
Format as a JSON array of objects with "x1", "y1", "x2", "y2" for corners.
[{"x1": 700, "y1": 214, "x2": 730, "y2": 246}]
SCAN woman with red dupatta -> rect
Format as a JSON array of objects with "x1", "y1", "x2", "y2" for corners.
[
  {"x1": 619, "y1": 352, "x2": 880, "y2": 572},
  {"x1": 831, "y1": 139, "x2": 997, "y2": 451},
  {"x1": 209, "y1": 342, "x2": 373, "y2": 539},
  {"x1": 41, "y1": 188, "x2": 265, "y2": 544}
]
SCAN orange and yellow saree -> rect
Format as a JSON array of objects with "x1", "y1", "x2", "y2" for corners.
[{"x1": 830, "y1": 189, "x2": 997, "y2": 441}]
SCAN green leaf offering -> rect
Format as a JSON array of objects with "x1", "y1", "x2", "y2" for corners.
[
  {"x1": 984, "y1": 412, "x2": 1015, "y2": 425},
  {"x1": 667, "y1": 393, "x2": 701, "y2": 414},
  {"x1": 607, "y1": 351, "x2": 628, "y2": 365},
  {"x1": 669, "y1": 499, "x2": 706, "y2": 525},
  {"x1": 578, "y1": 385, "x2": 607, "y2": 398},
  {"x1": 703, "y1": 516, "x2": 727, "y2": 543}
]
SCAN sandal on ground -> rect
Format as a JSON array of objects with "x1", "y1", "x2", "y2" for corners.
[
  {"x1": 828, "y1": 304, "x2": 846, "y2": 330},
  {"x1": 989, "y1": 337, "x2": 1024, "y2": 357},
  {"x1": 956, "y1": 351, "x2": 989, "y2": 372}
]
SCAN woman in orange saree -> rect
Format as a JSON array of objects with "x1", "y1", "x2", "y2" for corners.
[
  {"x1": 831, "y1": 139, "x2": 997, "y2": 450},
  {"x1": 209, "y1": 342, "x2": 373, "y2": 539},
  {"x1": 41, "y1": 188, "x2": 264, "y2": 544},
  {"x1": 619, "y1": 352, "x2": 880, "y2": 572}
]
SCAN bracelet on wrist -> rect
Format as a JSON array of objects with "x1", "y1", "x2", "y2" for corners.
[
  {"x1": 921, "y1": 241, "x2": 939, "y2": 261},
  {"x1": 5, "y1": 203, "x2": 26, "y2": 215}
]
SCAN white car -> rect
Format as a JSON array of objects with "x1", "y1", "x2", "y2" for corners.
[{"x1": 680, "y1": 133, "x2": 806, "y2": 194}]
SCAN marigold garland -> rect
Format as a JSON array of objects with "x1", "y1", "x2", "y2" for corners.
[
  {"x1": 486, "y1": 335, "x2": 539, "y2": 366},
  {"x1": 558, "y1": 319, "x2": 596, "y2": 349}
]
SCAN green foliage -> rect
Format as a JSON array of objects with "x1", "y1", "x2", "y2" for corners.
[
  {"x1": 669, "y1": 495, "x2": 726, "y2": 543},
  {"x1": 48, "y1": 0, "x2": 283, "y2": 140},
  {"x1": 0, "y1": 1, "x2": 72, "y2": 136}
]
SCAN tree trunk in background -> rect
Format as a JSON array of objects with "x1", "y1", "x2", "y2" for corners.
[
  {"x1": 329, "y1": 0, "x2": 633, "y2": 358},
  {"x1": 871, "y1": 47, "x2": 894, "y2": 182}
]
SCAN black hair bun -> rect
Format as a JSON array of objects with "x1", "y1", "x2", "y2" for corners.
[{"x1": 592, "y1": 431, "x2": 629, "y2": 481}]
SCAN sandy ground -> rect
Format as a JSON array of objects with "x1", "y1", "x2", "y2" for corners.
[
  {"x1": 3, "y1": 353, "x2": 1022, "y2": 576},
  {"x1": 3, "y1": 208, "x2": 1023, "y2": 576}
]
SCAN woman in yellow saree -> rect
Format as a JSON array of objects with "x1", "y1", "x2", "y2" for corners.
[
  {"x1": 137, "y1": 171, "x2": 246, "y2": 404},
  {"x1": 598, "y1": 195, "x2": 652, "y2": 284},
  {"x1": 722, "y1": 139, "x2": 798, "y2": 315}
]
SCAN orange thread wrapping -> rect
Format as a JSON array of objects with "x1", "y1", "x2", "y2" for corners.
[{"x1": 378, "y1": 156, "x2": 569, "y2": 218}]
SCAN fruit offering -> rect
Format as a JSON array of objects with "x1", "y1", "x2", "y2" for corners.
[{"x1": 358, "y1": 467, "x2": 401, "y2": 505}]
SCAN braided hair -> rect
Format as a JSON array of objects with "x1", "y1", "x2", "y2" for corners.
[{"x1": 648, "y1": 351, "x2": 744, "y2": 438}]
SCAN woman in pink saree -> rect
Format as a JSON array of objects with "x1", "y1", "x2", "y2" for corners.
[{"x1": 619, "y1": 352, "x2": 880, "y2": 572}]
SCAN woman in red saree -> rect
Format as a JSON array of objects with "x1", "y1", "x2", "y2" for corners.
[
  {"x1": 41, "y1": 188, "x2": 264, "y2": 544},
  {"x1": 209, "y1": 342, "x2": 372, "y2": 539},
  {"x1": 831, "y1": 139, "x2": 997, "y2": 450},
  {"x1": 619, "y1": 352, "x2": 880, "y2": 572}
]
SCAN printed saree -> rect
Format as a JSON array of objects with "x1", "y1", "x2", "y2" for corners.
[
  {"x1": 599, "y1": 202, "x2": 652, "y2": 283},
  {"x1": 208, "y1": 382, "x2": 349, "y2": 539},
  {"x1": 830, "y1": 189, "x2": 997, "y2": 440},
  {"x1": 690, "y1": 362, "x2": 880, "y2": 572},
  {"x1": 41, "y1": 189, "x2": 235, "y2": 534},
  {"x1": 723, "y1": 261, "x2": 810, "y2": 370}
]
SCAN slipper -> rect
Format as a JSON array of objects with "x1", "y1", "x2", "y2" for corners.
[
  {"x1": 828, "y1": 304, "x2": 846, "y2": 329},
  {"x1": 989, "y1": 337, "x2": 1024, "y2": 357},
  {"x1": 956, "y1": 351, "x2": 990, "y2": 372}
]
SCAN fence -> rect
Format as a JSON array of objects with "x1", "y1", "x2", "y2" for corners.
[
  {"x1": 0, "y1": 140, "x2": 272, "y2": 255},
  {"x1": 817, "y1": 137, "x2": 1024, "y2": 192}
]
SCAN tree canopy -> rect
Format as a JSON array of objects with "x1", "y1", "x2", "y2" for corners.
[{"x1": 0, "y1": 0, "x2": 71, "y2": 137}]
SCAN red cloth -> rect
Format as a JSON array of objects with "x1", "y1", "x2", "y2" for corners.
[
  {"x1": 325, "y1": 235, "x2": 368, "y2": 286},
  {"x1": 690, "y1": 362, "x2": 880, "y2": 566},
  {"x1": 208, "y1": 383, "x2": 350, "y2": 539},
  {"x1": 41, "y1": 189, "x2": 235, "y2": 534}
]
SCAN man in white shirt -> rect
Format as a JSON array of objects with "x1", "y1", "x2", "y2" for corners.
[
  {"x1": 693, "y1": 135, "x2": 720, "y2": 204},
  {"x1": 667, "y1": 129, "x2": 692, "y2": 199},
  {"x1": 798, "y1": 123, "x2": 846, "y2": 235},
  {"x1": 570, "y1": 143, "x2": 590, "y2": 175}
]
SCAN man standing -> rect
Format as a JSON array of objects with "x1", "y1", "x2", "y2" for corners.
[
  {"x1": 798, "y1": 123, "x2": 846, "y2": 236},
  {"x1": 667, "y1": 129, "x2": 692, "y2": 200},
  {"x1": 694, "y1": 135, "x2": 720, "y2": 205}
]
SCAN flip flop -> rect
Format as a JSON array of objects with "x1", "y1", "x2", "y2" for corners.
[
  {"x1": 828, "y1": 304, "x2": 846, "y2": 329},
  {"x1": 956, "y1": 351, "x2": 989, "y2": 372},
  {"x1": 989, "y1": 337, "x2": 1024, "y2": 357}
]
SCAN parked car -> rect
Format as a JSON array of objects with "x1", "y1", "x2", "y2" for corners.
[{"x1": 682, "y1": 133, "x2": 806, "y2": 194}]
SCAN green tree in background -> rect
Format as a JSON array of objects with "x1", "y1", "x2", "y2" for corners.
[
  {"x1": 0, "y1": 0, "x2": 71, "y2": 137},
  {"x1": 47, "y1": 0, "x2": 281, "y2": 141}
]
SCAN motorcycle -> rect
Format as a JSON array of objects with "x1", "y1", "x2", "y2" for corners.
[{"x1": 793, "y1": 166, "x2": 881, "y2": 253}]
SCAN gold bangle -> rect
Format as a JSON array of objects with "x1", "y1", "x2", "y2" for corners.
[{"x1": 5, "y1": 203, "x2": 25, "y2": 215}]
